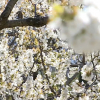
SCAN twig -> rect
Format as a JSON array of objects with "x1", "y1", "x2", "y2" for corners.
[
  {"x1": 66, "y1": 67, "x2": 70, "y2": 79},
  {"x1": 39, "y1": 41, "x2": 56, "y2": 96},
  {"x1": 70, "y1": 64, "x2": 78, "y2": 67}
]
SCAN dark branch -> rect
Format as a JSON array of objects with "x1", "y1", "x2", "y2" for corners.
[
  {"x1": 1, "y1": 0, "x2": 18, "y2": 18},
  {"x1": 0, "y1": 0, "x2": 18, "y2": 29},
  {"x1": 70, "y1": 64, "x2": 78, "y2": 67},
  {"x1": 0, "y1": 0, "x2": 49, "y2": 30},
  {"x1": 66, "y1": 67, "x2": 70, "y2": 79},
  {"x1": 3, "y1": 16, "x2": 49, "y2": 29},
  {"x1": 66, "y1": 72, "x2": 79, "y2": 85}
]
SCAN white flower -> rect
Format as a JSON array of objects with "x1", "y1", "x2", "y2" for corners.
[
  {"x1": 60, "y1": 87, "x2": 68, "y2": 99},
  {"x1": 36, "y1": 74, "x2": 42, "y2": 82},
  {"x1": 71, "y1": 81, "x2": 84, "y2": 93},
  {"x1": 83, "y1": 0, "x2": 100, "y2": 10},
  {"x1": 81, "y1": 63, "x2": 93, "y2": 81},
  {"x1": 68, "y1": 0, "x2": 83, "y2": 6},
  {"x1": 79, "y1": 96, "x2": 90, "y2": 100},
  {"x1": 96, "y1": 65, "x2": 100, "y2": 72},
  {"x1": 0, "y1": 0, "x2": 5, "y2": 8}
]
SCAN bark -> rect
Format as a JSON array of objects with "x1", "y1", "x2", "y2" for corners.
[{"x1": 4, "y1": 16, "x2": 49, "y2": 28}]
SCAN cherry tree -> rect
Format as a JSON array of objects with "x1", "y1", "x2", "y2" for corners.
[{"x1": 0, "y1": 0, "x2": 100, "y2": 100}]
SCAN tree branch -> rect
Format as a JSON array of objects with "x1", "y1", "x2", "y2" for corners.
[
  {"x1": 1, "y1": 0, "x2": 18, "y2": 18},
  {"x1": 66, "y1": 72, "x2": 79, "y2": 85},
  {"x1": 0, "y1": 0, "x2": 18, "y2": 29},
  {"x1": 2, "y1": 16, "x2": 49, "y2": 29}
]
